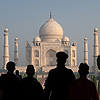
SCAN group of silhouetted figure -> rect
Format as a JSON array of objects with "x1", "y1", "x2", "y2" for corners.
[{"x1": 0, "y1": 51, "x2": 99, "y2": 100}]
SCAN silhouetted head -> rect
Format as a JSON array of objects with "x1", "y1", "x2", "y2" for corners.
[
  {"x1": 56, "y1": 51, "x2": 68, "y2": 65},
  {"x1": 97, "y1": 55, "x2": 100, "y2": 70},
  {"x1": 15, "y1": 70, "x2": 19, "y2": 75},
  {"x1": 26, "y1": 65, "x2": 35, "y2": 76},
  {"x1": 78, "y1": 63, "x2": 89, "y2": 77},
  {"x1": 6, "y1": 61, "x2": 16, "y2": 72}
]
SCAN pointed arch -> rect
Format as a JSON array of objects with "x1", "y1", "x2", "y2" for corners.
[
  {"x1": 72, "y1": 50, "x2": 75, "y2": 57},
  {"x1": 34, "y1": 50, "x2": 39, "y2": 57},
  {"x1": 34, "y1": 59, "x2": 39, "y2": 66},
  {"x1": 46, "y1": 49, "x2": 56, "y2": 66}
]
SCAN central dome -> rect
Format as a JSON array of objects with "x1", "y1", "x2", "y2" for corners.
[{"x1": 39, "y1": 17, "x2": 63, "y2": 42}]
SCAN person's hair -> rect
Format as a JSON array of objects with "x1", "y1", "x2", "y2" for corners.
[
  {"x1": 56, "y1": 51, "x2": 68, "y2": 59},
  {"x1": 26, "y1": 65, "x2": 35, "y2": 76},
  {"x1": 15, "y1": 70, "x2": 19, "y2": 75},
  {"x1": 78, "y1": 63, "x2": 89, "y2": 76},
  {"x1": 6, "y1": 61, "x2": 16, "y2": 71},
  {"x1": 56, "y1": 52, "x2": 68, "y2": 65}
]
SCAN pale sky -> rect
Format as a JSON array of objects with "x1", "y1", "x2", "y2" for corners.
[{"x1": 0, "y1": 0, "x2": 100, "y2": 68}]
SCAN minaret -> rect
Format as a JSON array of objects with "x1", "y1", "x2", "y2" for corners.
[
  {"x1": 3, "y1": 27, "x2": 9, "y2": 69},
  {"x1": 93, "y1": 27, "x2": 99, "y2": 74},
  {"x1": 14, "y1": 37, "x2": 19, "y2": 65},
  {"x1": 84, "y1": 37, "x2": 88, "y2": 64}
]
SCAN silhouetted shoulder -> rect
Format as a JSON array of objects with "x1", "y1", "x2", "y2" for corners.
[
  {"x1": 1, "y1": 73, "x2": 20, "y2": 80},
  {"x1": 49, "y1": 67, "x2": 73, "y2": 73},
  {"x1": 48, "y1": 67, "x2": 75, "y2": 78},
  {"x1": 69, "y1": 78, "x2": 97, "y2": 95},
  {"x1": 22, "y1": 77, "x2": 43, "y2": 90},
  {"x1": 1, "y1": 73, "x2": 7, "y2": 77},
  {"x1": 23, "y1": 77, "x2": 38, "y2": 81},
  {"x1": 0, "y1": 73, "x2": 21, "y2": 100},
  {"x1": 22, "y1": 77, "x2": 39, "y2": 84},
  {"x1": 21, "y1": 77, "x2": 44, "y2": 100},
  {"x1": 69, "y1": 78, "x2": 99, "y2": 100},
  {"x1": 1, "y1": 74, "x2": 5, "y2": 78},
  {"x1": 0, "y1": 77, "x2": 1, "y2": 90},
  {"x1": 74, "y1": 78, "x2": 95, "y2": 85},
  {"x1": 66, "y1": 68, "x2": 74, "y2": 73}
]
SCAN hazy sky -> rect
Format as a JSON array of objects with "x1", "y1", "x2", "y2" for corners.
[{"x1": 0, "y1": 0, "x2": 100, "y2": 68}]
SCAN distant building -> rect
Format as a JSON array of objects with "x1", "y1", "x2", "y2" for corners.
[
  {"x1": 3, "y1": 13, "x2": 99, "y2": 74},
  {"x1": 25, "y1": 13, "x2": 77, "y2": 72}
]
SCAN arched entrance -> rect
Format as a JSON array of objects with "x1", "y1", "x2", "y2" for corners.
[
  {"x1": 34, "y1": 50, "x2": 39, "y2": 57},
  {"x1": 34, "y1": 59, "x2": 39, "y2": 66},
  {"x1": 46, "y1": 49, "x2": 56, "y2": 66}
]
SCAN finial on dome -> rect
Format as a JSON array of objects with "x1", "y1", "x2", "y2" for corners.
[{"x1": 50, "y1": 11, "x2": 52, "y2": 19}]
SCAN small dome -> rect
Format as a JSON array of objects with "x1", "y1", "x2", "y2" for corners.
[
  {"x1": 33, "y1": 36, "x2": 41, "y2": 42},
  {"x1": 94, "y1": 28, "x2": 98, "y2": 32},
  {"x1": 63, "y1": 36, "x2": 69, "y2": 41},
  {"x1": 39, "y1": 18, "x2": 63, "y2": 41},
  {"x1": 4, "y1": 27, "x2": 8, "y2": 32}
]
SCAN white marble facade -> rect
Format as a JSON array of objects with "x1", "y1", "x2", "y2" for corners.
[{"x1": 25, "y1": 15, "x2": 77, "y2": 71}]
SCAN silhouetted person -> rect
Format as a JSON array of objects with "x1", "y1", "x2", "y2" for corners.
[
  {"x1": 0, "y1": 76, "x2": 3, "y2": 100},
  {"x1": 68, "y1": 63, "x2": 99, "y2": 100},
  {"x1": 15, "y1": 70, "x2": 22, "y2": 80},
  {"x1": 21, "y1": 65, "x2": 44, "y2": 100},
  {"x1": 1, "y1": 61, "x2": 21, "y2": 100},
  {"x1": 44, "y1": 51, "x2": 75, "y2": 100}
]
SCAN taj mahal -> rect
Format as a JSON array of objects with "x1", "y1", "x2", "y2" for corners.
[{"x1": 2, "y1": 13, "x2": 99, "y2": 74}]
